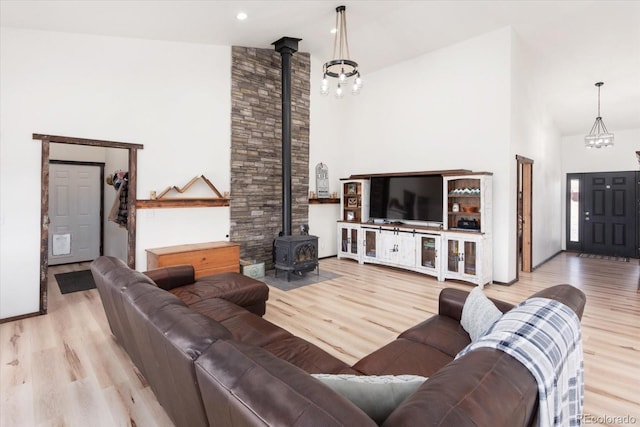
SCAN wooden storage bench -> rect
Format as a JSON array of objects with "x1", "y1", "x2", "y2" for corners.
[{"x1": 146, "y1": 241, "x2": 240, "y2": 279}]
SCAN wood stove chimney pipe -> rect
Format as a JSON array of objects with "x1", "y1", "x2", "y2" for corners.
[{"x1": 273, "y1": 37, "x2": 301, "y2": 236}]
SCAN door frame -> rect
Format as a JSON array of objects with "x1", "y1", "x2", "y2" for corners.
[
  {"x1": 516, "y1": 155, "x2": 533, "y2": 277},
  {"x1": 34, "y1": 134, "x2": 143, "y2": 315},
  {"x1": 48, "y1": 160, "x2": 105, "y2": 264},
  {"x1": 566, "y1": 171, "x2": 639, "y2": 257}
]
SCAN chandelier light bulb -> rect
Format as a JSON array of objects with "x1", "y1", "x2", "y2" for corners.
[
  {"x1": 321, "y1": 76, "x2": 329, "y2": 96},
  {"x1": 351, "y1": 80, "x2": 361, "y2": 95},
  {"x1": 339, "y1": 70, "x2": 347, "y2": 83},
  {"x1": 335, "y1": 84, "x2": 344, "y2": 98}
]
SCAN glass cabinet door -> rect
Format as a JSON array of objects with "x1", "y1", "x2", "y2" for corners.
[
  {"x1": 365, "y1": 230, "x2": 377, "y2": 258},
  {"x1": 464, "y1": 240, "x2": 477, "y2": 276},
  {"x1": 350, "y1": 228, "x2": 359, "y2": 254},
  {"x1": 421, "y1": 236, "x2": 437, "y2": 268},
  {"x1": 447, "y1": 239, "x2": 460, "y2": 273},
  {"x1": 340, "y1": 226, "x2": 359, "y2": 255},
  {"x1": 341, "y1": 228, "x2": 349, "y2": 252}
]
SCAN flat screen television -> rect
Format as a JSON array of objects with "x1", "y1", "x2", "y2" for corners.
[{"x1": 369, "y1": 175, "x2": 443, "y2": 223}]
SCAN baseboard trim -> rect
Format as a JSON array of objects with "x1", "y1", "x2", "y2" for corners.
[
  {"x1": 491, "y1": 278, "x2": 518, "y2": 286},
  {"x1": 0, "y1": 310, "x2": 42, "y2": 324},
  {"x1": 532, "y1": 250, "x2": 563, "y2": 271},
  {"x1": 492, "y1": 250, "x2": 564, "y2": 286}
]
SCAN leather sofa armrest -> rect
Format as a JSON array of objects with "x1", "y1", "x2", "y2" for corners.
[
  {"x1": 438, "y1": 288, "x2": 515, "y2": 322},
  {"x1": 144, "y1": 264, "x2": 195, "y2": 291},
  {"x1": 438, "y1": 288, "x2": 469, "y2": 321},
  {"x1": 382, "y1": 348, "x2": 538, "y2": 427},
  {"x1": 528, "y1": 284, "x2": 586, "y2": 320}
]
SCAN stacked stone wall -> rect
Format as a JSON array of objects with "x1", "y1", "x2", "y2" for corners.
[{"x1": 230, "y1": 46, "x2": 311, "y2": 269}]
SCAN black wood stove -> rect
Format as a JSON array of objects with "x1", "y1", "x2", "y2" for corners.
[
  {"x1": 272, "y1": 37, "x2": 319, "y2": 280},
  {"x1": 274, "y1": 235, "x2": 319, "y2": 281}
]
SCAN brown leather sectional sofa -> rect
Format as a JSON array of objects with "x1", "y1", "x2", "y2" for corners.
[{"x1": 91, "y1": 255, "x2": 586, "y2": 427}]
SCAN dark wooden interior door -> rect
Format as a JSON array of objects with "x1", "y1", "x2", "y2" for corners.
[{"x1": 582, "y1": 171, "x2": 637, "y2": 257}]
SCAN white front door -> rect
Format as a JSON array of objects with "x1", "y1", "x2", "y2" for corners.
[{"x1": 48, "y1": 163, "x2": 101, "y2": 265}]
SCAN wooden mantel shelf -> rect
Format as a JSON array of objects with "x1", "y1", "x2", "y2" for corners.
[
  {"x1": 136, "y1": 198, "x2": 229, "y2": 209},
  {"x1": 309, "y1": 198, "x2": 340, "y2": 204}
]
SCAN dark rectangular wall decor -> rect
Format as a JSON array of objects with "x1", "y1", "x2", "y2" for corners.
[{"x1": 230, "y1": 46, "x2": 311, "y2": 269}]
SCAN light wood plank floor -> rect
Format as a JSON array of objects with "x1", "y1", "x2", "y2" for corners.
[{"x1": 1, "y1": 252, "x2": 638, "y2": 426}]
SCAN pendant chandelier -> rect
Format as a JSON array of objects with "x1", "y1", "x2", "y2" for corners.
[
  {"x1": 321, "y1": 5, "x2": 362, "y2": 98},
  {"x1": 584, "y1": 82, "x2": 614, "y2": 148}
]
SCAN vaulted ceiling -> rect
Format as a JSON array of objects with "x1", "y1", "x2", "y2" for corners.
[{"x1": 2, "y1": 0, "x2": 639, "y2": 136}]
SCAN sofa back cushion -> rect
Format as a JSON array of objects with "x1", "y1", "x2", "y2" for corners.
[
  {"x1": 195, "y1": 339, "x2": 378, "y2": 427},
  {"x1": 121, "y1": 279, "x2": 232, "y2": 427},
  {"x1": 398, "y1": 315, "x2": 471, "y2": 358},
  {"x1": 92, "y1": 256, "x2": 235, "y2": 427},
  {"x1": 91, "y1": 256, "x2": 157, "y2": 372}
]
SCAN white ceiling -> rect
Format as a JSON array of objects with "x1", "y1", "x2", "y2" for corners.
[{"x1": 2, "y1": 0, "x2": 639, "y2": 136}]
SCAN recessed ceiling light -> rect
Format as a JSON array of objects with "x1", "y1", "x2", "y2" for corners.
[{"x1": 236, "y1": 12, "x2": 248, "y2": 21}]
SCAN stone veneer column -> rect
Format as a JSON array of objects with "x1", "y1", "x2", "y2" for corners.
[{"x1": 230, "y1": 46, "x2": 311, "y2": 269}]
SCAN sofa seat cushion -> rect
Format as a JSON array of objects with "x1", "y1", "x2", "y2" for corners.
[
  {"x1": 189, "y1": 297, "x2": 292, "y2": 347},
  {"x1": 189, "y1": 297, "x2": 253, "y2": 322},
  {"x1": 352, "y1": 338, "x2": 453, "y2": 377},
  {"x1": 399, "y1": 315, "x2": 471, "y2": 357},
  {"x1": 170, "y1": 272, "x2": 268, "y2": 314},
  {"x1": 195, "y1": 340, "x2": 377, "y2": 427},
  {"x1": 262, "y1": 336, "x2": 358, "y2": 374},
  {"x1": 219, "y1": 312, "x2": 293, "y2": 347}
]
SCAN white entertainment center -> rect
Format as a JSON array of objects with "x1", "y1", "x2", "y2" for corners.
[{"x1": 337, "y1": 170, "x2": 493, "y2": 286}]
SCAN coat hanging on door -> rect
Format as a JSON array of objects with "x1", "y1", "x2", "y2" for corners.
[{"x1": 108, "y1": 171, "x2": 128, "y2": 228}]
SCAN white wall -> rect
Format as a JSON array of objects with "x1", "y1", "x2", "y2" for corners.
[
  {"x1": 510, "y1": 30, "x2": 564, "y2": 271},
  {"x1": 0, "y1": 28, "x2": 231, "y2": 319},
  {"x1": 561, "y1": 128, "x2": 640, "y2": 174},
  {"x1": 336, "y1": 28, "x2": 514, "y2": 282},
  {"x1": 309, "y1": 27, "x2": 569, "y2": 281},
  {"x1": 308, "y1": 54, "x2": 352, "y2": 258}
]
